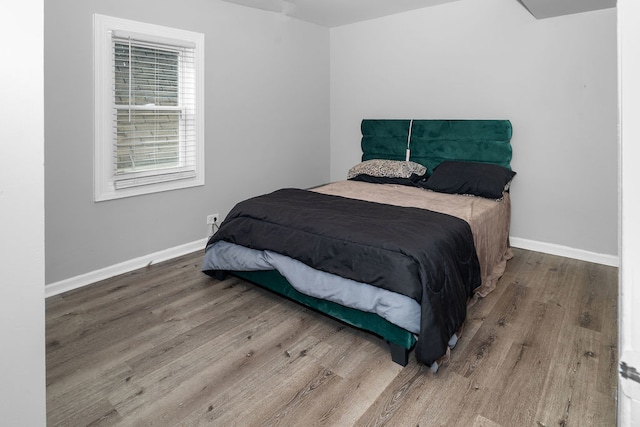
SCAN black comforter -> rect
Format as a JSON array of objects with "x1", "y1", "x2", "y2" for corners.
[{"x1": 207, "y1": 188, "x2": 481, "y2": 365}]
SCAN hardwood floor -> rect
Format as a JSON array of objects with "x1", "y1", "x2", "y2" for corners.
[{"x1": 46, "y1": 248, "x2": 618, "y2": 426}]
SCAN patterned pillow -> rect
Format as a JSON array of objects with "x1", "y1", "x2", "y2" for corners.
[{"x1": 347, "y1": 159, "x2": 427, "y2": 180}]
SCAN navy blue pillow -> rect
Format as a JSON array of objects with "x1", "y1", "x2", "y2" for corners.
[{"x1": 421, "y1": 161, "x2": 515, "y2": 199}]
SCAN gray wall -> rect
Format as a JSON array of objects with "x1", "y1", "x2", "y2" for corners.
[
  {"x1": 46, "y1": 0, "x2": 619, "y2": 285},
  {"x1": 330, "y1": 0, "x2": 618, "y2": 257},
  {"x1": 45, "y1": 0, "x2": 330, "y2": 284}
]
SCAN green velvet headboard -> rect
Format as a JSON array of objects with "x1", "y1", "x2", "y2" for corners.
[{"x1": 361, "y1": 119, "x2": 513, "y2": 173}]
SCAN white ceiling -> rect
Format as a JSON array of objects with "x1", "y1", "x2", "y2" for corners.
[{"x1": 220, "y1": 0, "x2": 616, "y2": 27}]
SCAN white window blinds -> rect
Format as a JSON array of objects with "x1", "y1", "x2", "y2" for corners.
[
  {"x1": 94, "y1": 14, "x2": 204, "y2": 201},
  {"x1": 111, "y1": 34, "x2": 196, "y2": 189}
]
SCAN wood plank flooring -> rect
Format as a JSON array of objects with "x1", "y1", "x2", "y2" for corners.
[{"x1": 46, "y1": 248, "x2": 618, "y2": 426}]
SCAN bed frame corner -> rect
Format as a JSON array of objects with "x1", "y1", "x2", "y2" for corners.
[{"x1": 388, "y1": 342, "x2": 409, "y2": 366}]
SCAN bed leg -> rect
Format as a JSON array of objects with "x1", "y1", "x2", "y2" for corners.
[{"x1": 388, "y1": 342, "x2": 409, "y2": 366}]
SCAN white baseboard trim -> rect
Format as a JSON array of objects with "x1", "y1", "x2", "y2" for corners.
[
  {"x1": 45, "y1": 236, "x2": 618, "y2": 299},
  {"x1": 510, "y1": 236, "x2": 619, "y2": 267},
  {"x1": 45, "y1": 238, "x2": 208, "y2": 298}
]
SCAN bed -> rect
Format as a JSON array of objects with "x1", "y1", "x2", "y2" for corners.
[{"x1": 202, "y1": 119, "x2": 515, "y2": 370}]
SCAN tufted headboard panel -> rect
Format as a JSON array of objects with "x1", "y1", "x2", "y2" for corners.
[{"x1": 361, "y1": 119, "x2": 513, "y2": 173}]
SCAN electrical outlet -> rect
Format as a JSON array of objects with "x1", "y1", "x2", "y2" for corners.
[{"x1": 207, "y1": 213, "x2": 219, "y2": 225}]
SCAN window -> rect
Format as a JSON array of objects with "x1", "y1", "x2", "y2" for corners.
[{"x1": 94, "y1": 14, "x2": 204, "y2": 201}]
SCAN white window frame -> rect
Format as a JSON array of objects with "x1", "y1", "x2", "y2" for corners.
[{"x1": 93, "y1": 14, "x2": 204, "y2": 201}]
